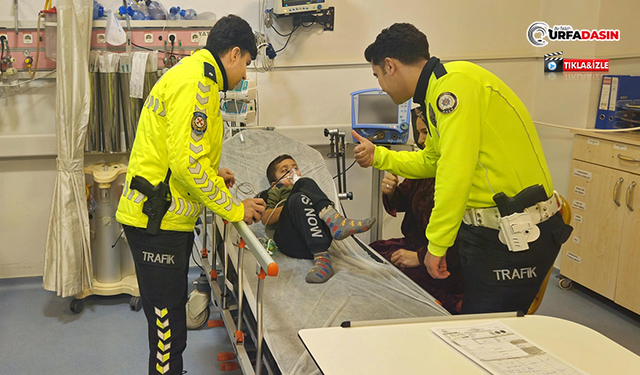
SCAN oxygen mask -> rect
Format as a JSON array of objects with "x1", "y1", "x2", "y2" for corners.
[{"x1": 287, "y1": 167, "x2": 301, "y2": 184}]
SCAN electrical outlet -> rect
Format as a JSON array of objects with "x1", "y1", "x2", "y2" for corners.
[
  {"x1": 168, "y1": 33, "x2": 177, "y2": 43},
  {"x1": 23, "y1": 33, "x2": 34, "y2": 45},
  {"x1": 191, "y1": 32, "x2": 199, "y2": 43},
  {"x1": 0, "y1": 34, "x2": 7, "y2": 43},
  {"x1": 96, "y1": 33, "x2": 106, "y2": 44},
  {"x1": 144, "y1": 33, "x2": 153, "y2": 44},
  {"x1": 197, "y1": 30, "x2": 209, "y2": 46}
]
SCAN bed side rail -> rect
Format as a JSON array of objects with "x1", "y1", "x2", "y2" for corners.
[{"x1": 231, "y1": 221, "x2": 278, "y2": 277}]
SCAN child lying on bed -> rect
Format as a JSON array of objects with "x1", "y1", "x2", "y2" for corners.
[{"x1": 261, "y1": 154, "x2": 375, "y2": 283}]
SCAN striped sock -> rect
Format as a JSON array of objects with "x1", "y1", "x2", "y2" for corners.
[
  {"x1": 319, "y1": 206, "x2": 376, "y2": 241},
  {"x1": 305, "y1": 252, "x2": 334, "y2": 284}
]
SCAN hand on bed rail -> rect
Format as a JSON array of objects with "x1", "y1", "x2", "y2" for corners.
[
  {"x1": 218, "y1": 167, "x2": 236, "y2": 188},
  {"x1": 242, "y1": 198, "x2": 266, "y2": 225},
  {"x1": 352, "y1": 130, "x2": 375, "y2": 168}
]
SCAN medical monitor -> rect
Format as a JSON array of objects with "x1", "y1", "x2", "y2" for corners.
[
  {"x1": 272, "y1": 0, "x2": 330, "y2": 15},
  {"x1": 351, "y1": 89, "x2": 411, "y2": 144}
]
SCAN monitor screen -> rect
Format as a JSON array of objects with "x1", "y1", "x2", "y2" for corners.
[
  {"x1": 357, "y1": 94, "x2": 399, "y2": 125},
  {"x1": 282, "y1": 0, "x2": 324, "y2": 6}
]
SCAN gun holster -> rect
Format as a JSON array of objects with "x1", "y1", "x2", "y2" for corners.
[
  {"x1": 130, "y1": 174, "x2": 172, "y2": 235},
  {"x1": 492, "y1": 185, "x2": 551, "y2": 252}
]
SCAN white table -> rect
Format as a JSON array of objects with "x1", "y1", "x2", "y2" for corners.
[{"x1": 298, "y1": 314, "x2": 640, "y2": 375}]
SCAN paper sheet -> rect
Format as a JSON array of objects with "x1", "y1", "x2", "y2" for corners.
[
  {"x1": 130, "y1": 52, "x2": 149, "y2": 99},
  {"x1": 432, "y1": 322, "x2": 589, "y2": 375}
]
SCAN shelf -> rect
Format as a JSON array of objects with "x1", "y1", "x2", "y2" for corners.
[
  {"x1": 92, "y1": 19, "x2": 216, "y2": 29},
  {"x1": 0, "y1": 19, "x2": 215, "y2": 30}
]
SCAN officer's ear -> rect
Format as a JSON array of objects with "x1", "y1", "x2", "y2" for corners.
[
  {"x1": 230, "y1": 46, "x2": 241, "y2": 63},
  {"x1": 384, "y1": 57, "x2": 396, "y2": 75}
]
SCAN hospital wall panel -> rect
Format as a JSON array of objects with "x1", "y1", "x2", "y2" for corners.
[
  {"x1": 89, "y1": 0, "x2": 545, "y2": 64},
  {"x1": 0, "y1": 157, "x2": 57, "y2": 278},
  {"x1": 537, "y1": 0, "x2": 601, "y2": 59},
  {"x1": 0, "y1": 80, "x2": 56, "y2": 136},
  {"x1": 596, "y1": 0, "x2": 640, "y2": 58}
]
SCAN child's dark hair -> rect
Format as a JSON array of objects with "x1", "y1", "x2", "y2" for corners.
[{"x1": 267, "y1": 154, "x2": 295, "y2": 183}]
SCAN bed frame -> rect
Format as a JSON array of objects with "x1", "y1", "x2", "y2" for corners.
[{"x1": 195, "y1": 209, "x2": 281, "y2": 375}]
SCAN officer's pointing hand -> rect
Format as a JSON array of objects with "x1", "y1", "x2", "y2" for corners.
[
  {"x1": 242, "y1": 198, "x2": 266, "y2": 225},
  {"x1": 425, "y1": 251, "x2": 450, "y2": 279},
  {"x1": 352, "y1": 130, "x2": 375, "y2": 168}
]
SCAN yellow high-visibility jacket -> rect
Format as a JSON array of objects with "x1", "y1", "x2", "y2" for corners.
[
  {"x1": 116, "y1": 49, "x2": 244, "y2": 232},
  {"x1": 374, "y1": 58, "x2": 554, "y2": 257}
]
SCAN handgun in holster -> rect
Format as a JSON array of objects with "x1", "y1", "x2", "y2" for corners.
[
  {"x1": 492, "y1": 185, "x2": 548, "y2": 252},
  {"x1": 130, "y1": 171, "x2": 172, "y2": 235}
]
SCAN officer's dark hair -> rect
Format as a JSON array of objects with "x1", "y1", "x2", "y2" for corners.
[
  {"x1": 206, "y1": 15, "x2": 257, "y2": 60},
  {"x1": 365, "y1": 23, "x2": 430, "y2": 69},
  {"x1": 267, "y1": 154, "x2": 296, "y2": 183}
]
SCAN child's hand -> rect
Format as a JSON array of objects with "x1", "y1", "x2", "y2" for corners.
[{"x1": 218, "y1": 167, "x2": 235, "y2": 188}]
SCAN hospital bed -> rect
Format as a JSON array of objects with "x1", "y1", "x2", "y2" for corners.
[{"x1": 195, "y1": 130, "x2": 449, "y2": 375}]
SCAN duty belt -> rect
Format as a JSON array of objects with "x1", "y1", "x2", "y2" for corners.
[{"x1": 463, "y1": 191, "x2": 562, "y2": 230}]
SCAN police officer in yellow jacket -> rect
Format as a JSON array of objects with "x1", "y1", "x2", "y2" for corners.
[
  {"x1": 354, "y1": 23, "x2": 572, "y2": 314},
  {"x1": 116, "y1": 15, "x2": 265, "y2": 375}
]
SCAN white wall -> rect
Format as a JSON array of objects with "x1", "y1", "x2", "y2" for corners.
[
  {"x1": 2, "y1": 0, "x2": 635, "y2": 278},
  {"x1": 0, "y1": 157, "x2": 57, "y2": 277},
  {"x1": 531, "y1": 0, "x2": 601, "y2": 199}
]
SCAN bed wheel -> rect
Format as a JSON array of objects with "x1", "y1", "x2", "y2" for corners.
[
  {"x1": 70, "y1": 298, "x2": 84, "y2": 314},
  {"x1": 187, "y1": 307, "x2": 210, "y2": 329},
  {"x1": 130, "y1": 296, "x2": 142, "y2": 311},
  {"x1": 558, "y1": 277, "x2": 573, "y2": 290}
]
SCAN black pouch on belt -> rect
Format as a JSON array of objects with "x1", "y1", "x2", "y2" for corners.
[
  {"x1": 492, "y1": 184, "x2": 548, "y2": 216},
  {"x1": 493, "y1": 184, "x2": 573, "y2": 246}
]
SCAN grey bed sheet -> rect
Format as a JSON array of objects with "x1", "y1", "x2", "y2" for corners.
[{"x1": 220, "y1": 130, "x2": 448, "y2": 374}]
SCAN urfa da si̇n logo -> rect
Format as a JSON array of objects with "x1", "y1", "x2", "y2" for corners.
[{"x1": 527, "y1": 22, "x2": 620, "y2": 47}]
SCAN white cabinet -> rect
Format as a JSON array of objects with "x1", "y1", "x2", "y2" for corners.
[{"x1": 561, "y1": 133, "x2": 640, "y2": 313}]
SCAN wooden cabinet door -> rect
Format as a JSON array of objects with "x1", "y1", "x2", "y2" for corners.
[
  {"x1": 561, "y1": 160, "x2": 626, "y2": 300},
  {"x1": 615, "y1": 174, "x2": 640, "y2": 314}
]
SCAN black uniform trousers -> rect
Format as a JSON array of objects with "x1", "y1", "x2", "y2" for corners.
[
  {"x1": 274, "y1": 178, "x2": 334, "y2": 259},
  {"x1": 458, "y1": 212, "x2": 572, "y2": 314},
  {"x1": 124, "y1": 225, "x2": 194, "y2": 375}
]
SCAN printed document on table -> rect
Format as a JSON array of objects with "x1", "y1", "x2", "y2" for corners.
[{"x1": 431, "y1": 322, "x2": 589, "y2": 375}]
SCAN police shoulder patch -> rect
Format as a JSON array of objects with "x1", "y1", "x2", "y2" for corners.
[
  {"x1": 191, "y1": 112, "x2": 208, "y2": 135},
  {"x1": 436, "y1": 92, "x2": 458, "y2": 114}
]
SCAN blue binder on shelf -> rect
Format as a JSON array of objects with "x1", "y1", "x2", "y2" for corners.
[{"x1": 595, "y1": 75, "x2": 640, "y2": 129}]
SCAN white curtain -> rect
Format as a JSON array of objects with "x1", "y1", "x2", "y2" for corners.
[{"x1": 43, "y1": 0, "x2": 93, "y2": 297}]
